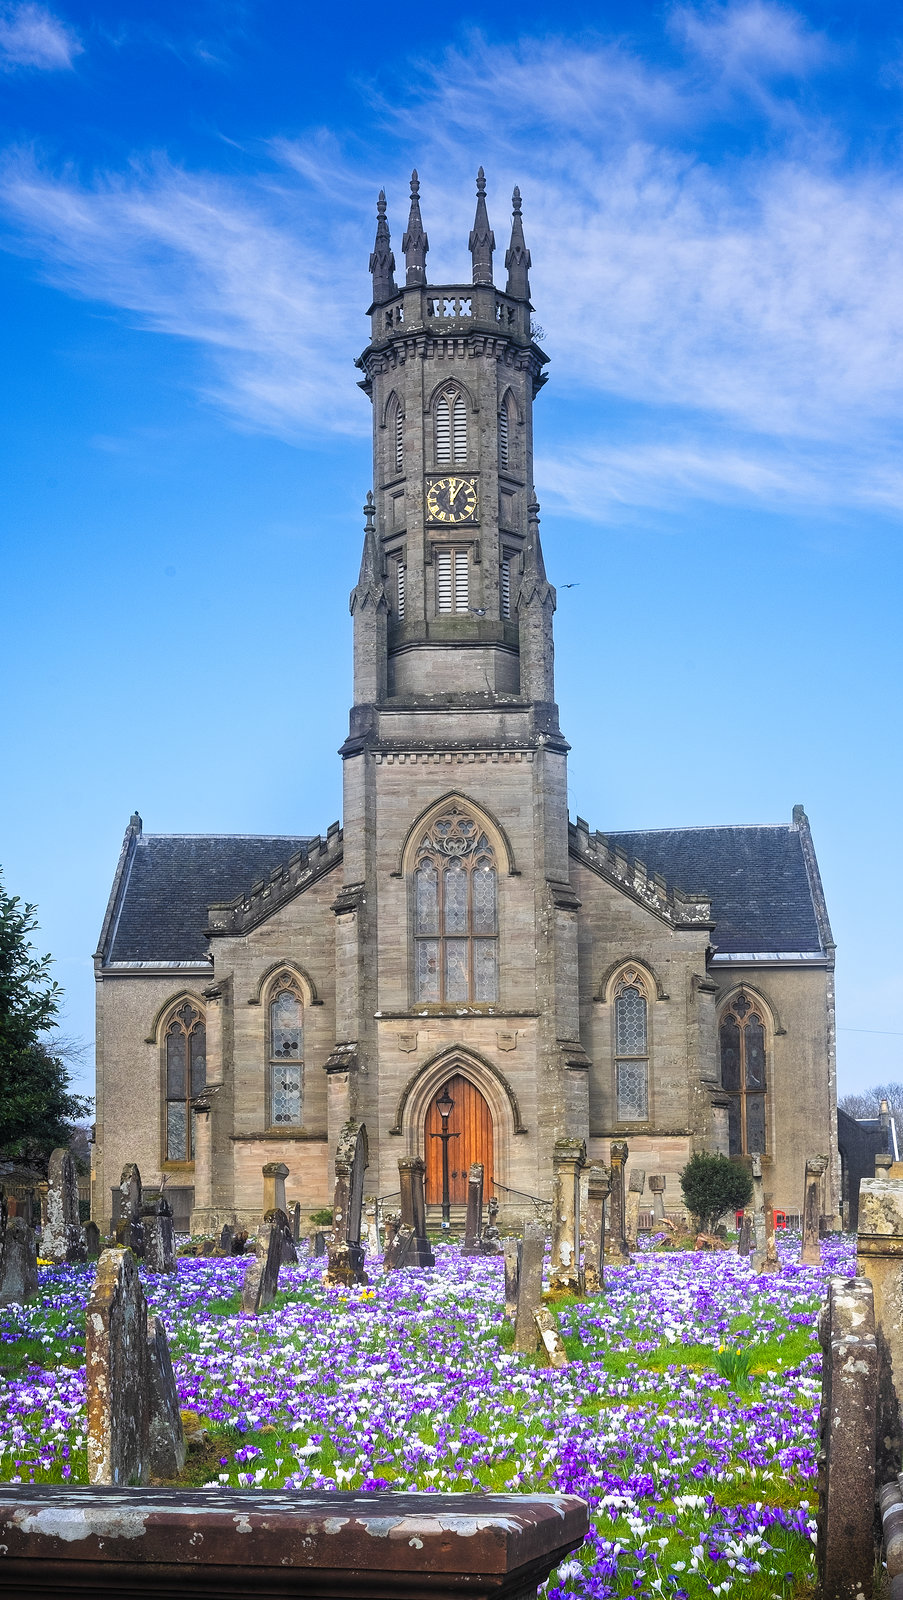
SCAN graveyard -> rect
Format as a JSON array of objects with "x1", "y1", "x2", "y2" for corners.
[{"x1": 0, "y1": 1186, "x2": 838, "y2": 1599}]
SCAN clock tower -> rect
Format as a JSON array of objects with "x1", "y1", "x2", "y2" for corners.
[{"x1": 330, "y1": 170, "x2": 587, "y2": 1202}]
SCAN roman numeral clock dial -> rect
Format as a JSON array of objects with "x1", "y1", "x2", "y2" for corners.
[{"x1": 426, "y1": 476, "x2": 478, "y2": 524}]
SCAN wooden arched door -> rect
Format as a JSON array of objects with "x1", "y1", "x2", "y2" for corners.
[{"x1": 424, "y1": 1074, "x2": 494, "y2": 1204}]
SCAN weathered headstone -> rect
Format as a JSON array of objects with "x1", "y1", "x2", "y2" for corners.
[
  {"x1": 816, "y1": 1276, "x2": 878, "y2": 1600},
  {"x1": 219, "y1": 1224, "x2": 234, "y2": 1254},
  {"x1": 144, "y1": 1210, "x2": 177, "y2": 1274},
  {"x1": 114, "y1": 1163, "x2": 145, "y2": 1258},
  {"x1": 86, "y1": 1248, "x2": 149, "y2": 1486},
  {"x1": 533, "y1": 1307, "x2": 568, "y2": 1369},
  {"x1": 262, "y1": 1162, "x2": 289, "y2": 1217},
  {"x1": 291, "y1": 1202, "x2": 302, "y2": 1245},
  {"x1": 514, "y1": 1222, "x2": 546, "y2": 1353},
  {"x1": 625, "y1": 1168, "x2": 646, "y2": 1246},
  {"x1": 384, "y1": 1157, "x2": 435, "y2": 1270},
  {"x1": 503, "y1": 1238, "x2": 521, "y2": 1320},
  {"x1": 605, "y1": 1141, "x2": 630, "y2": 1262},
  {"x1": 582, "y1": 1165, "x2": 610, "y2": 1294},
  {"x1": 85, "y1": 1220, "x2": 102, "y2": 1259},
  {"x1": 648, "y1": 1174, "x2": 666, "y2": 1225},
  {"x1": 751, "y1": 1153, "x2": 768, "y2": 1270},
  {"x1": 801, "y1": 1154, "x2": 828, "y2": 1265},
  {"x1": 42, "y1": 1147, "x2": 87, "y2": 1264},
  {"x1": 264, "y1": 1206, "x2": 298, "y2": 1265},
  {"x1": 0, "y1": 1217, "x2": 38, "y2": 1306},
  {"x1": 147, "y1": 1315, "x2": 186, "y2": 1478},
  {"x1": 364, "y1": 1196, "x2": 380, "y2": 1257},
  {"x1": 463, "y1": 1163, "x2": 485, "y2": 1255},
  {"x1": 312, "y1": 1230, "x2": 326, "y2": 1257},
  {"x1": 240, "y1": 1221, "x2": 284, "y2": 1314},
  {"x1": 857, "y1": 1176, "x2": 903, "y2": 1462},
  {"x1": 737, "y1": 1212, "x2": 752, "y2": 1256},
  {"x1": 550, "y1": 1138, "x2": 585, "y2": 1293},
  {"x1": 324, "y1": 1122, "x2": 370, "y2": 1286},
  {"x1": 480, "y1": 1194, "x2": 503, "y2": 1255}
]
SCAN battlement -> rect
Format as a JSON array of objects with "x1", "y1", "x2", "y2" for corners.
[
  {"x1": 568, "y1": 818, "x2": 712, "y2": 929},
  {"x1": 206, "y1": 822, "x2": 343, "y2": 937}
]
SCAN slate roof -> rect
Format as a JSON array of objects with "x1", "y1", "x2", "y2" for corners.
[
  {"x1": 601, "y1": 825, "x2": 826, "y2": 955},
  {"x1": 103, "y1": 834, "x2": 310, "y2": 964}
]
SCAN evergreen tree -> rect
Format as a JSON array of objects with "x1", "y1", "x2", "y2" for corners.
[
  {"x1": 680, "y1": 1152, "x2": 753, "y2": 1234},
  {"x1": 0, "y1": 872, "x2": 91, "y2": 1167}
]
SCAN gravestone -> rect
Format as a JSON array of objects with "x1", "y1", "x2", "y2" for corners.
[
  {"x1": 533, "y1": 1307, "x2": 568, "y2": 1369},
  {"x1": 143, "y1": 1198, "x2": 177, "y2": 1274},
  {"x1": 463, "y1": 1163, "x2": 485, "y2": 1255},
  {"x1": 503, "y1": 1238, "x2": 521, "y2": 1320},
  {"x1": 0, "y1": 1216, "x2": 38, "y2": 1306},
  {"x1": 605, "y1": 1141, "x2": 629, "y2": 1263},
  {"x1": 262, "y1": 1162, "x2": 289, "y2": 1217},
  {"x1": 801, "y1": 1154, "x2": 828, "y2": 1265},
  {"x1": 147, "y1": 1315, "x2": 186, "y2": 1478},
  {"x1": 751, "y1": 1153, "x2": 768, "y2": 1270},
  {"x1": 241, "y1": 1221, "x2": 284, "y2": 1314},
  {"x1": 582, "y1": 1165, "x2": 610, "y2": 1294},
  {"x1": 625, "y1": 1168, "x2": 646, "y2": 1246},
  {"x1": 384, "y1": 1157, "x2": 434, "y2": 1271},
  {"x1": 42, "y1": 1148, "x2": 86, "y2": 1264},
  {"x1": 219, "y1": 1224, "x2": 234, "y2": 1254},
  {"x1": 291, "y1": 1202, "x2": 302, "y2": 1245},
  {"x1": 550, "y1": 1138, "x2": 585, "y2": 1293},
  {"x1": 480, "y1": 1194, "x2": 503, "y2": 1255},
  {"x1": 264, "y1": 1207, "x2": 298, "y2": 1265},
  {"x1": 312, "y1": 1230, "x2": 326, "y2": 1257},
  {"x1": 114, "y1": 1164, "x2": 145, "y2": 1258},
  {"x1": 816, "y1": 1276, "x2": 879, "y2": 1600},
  {"x1": 324, "y1": 1122, "x2": 370, "y2": 1286},
  {"x1": 857, "y1": 1176, "x2": 903, "y2": 1461},
  {"x1": 737, "y1": 1212, "x2": 752, "y2": 1256},
  {"x1": 514, "y1": 1222, "x2": 545, "y2": 1353},
  {"x1": 85, "y1": 1221, "x2": 101, "y2": 1259},
  {"x1": 86, "y1": 1248, "x2": 149, "y2": 1486},
  {"x1": 364, "y1": 1197, "x2": 380, "y2": 1257},
  {"x1": 648, "y1": 1174, "x2": 666, "y2": 1225}
]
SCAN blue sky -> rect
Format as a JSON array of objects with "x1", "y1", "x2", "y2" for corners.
[{"x1": 1, "y1": 0, "x2": 902, "y2": 1101}]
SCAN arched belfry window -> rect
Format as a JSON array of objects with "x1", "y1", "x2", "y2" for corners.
[
  {"x1": 720, "y1": 992, "x2": 767, "y2": 1155},
  {"x1": 435, "y1": 388, "x2": 468, "y2": 466},
  {"x1": 268, "y1": 975, "x2": 304, "y2": 1127},
  {"x1": 614, "y1": 969, "x2": 649, "y2": 1121},
  {"x1": 413, "y1": 808, "x2": 498, "y2": 1003},
  {"x1": 164, "y1": 1001, "x2": 206, "y2": 1161}
]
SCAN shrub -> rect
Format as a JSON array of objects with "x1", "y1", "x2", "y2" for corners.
[
  {"x1": 309, "y1": 1208, "x2": 333, "y2": 1226},
  {"x1": 679, "y1": 1153, "x2": 753, "y2": 1234}
]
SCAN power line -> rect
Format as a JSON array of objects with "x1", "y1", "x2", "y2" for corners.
[{"x1": 838, "y1": 1027, "x2": 903, "y2": 1037}]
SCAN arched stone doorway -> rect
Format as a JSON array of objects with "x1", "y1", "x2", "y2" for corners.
[{"x1": 424, "y1": 1074, "x2": 494, "y2": 1204}]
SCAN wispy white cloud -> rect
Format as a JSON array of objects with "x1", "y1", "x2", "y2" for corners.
[
  {"x1": 0, "y1": 3, "x2": 81, "y2": 70},
  {"x1": 2, "y1": 4, "x2": 903, "y2": 518}
]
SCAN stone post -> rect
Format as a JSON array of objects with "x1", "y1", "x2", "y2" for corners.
[
  {"x1": 503, "y1": 1238, "x2": 521, "y2": 1320},
  {"x1": 816, "y1": 1276, "x2": 879, "y2": 1600},
  {"x1": 324, "y1": 1121, "x2": 369, "y2": 1286},
  {"x1": 42, "y1": 1148, "x2": 86, "y2": 1264},
  {"x1": 550, "y1": 1138, "x2": 585, "y2": 1293},
  {"x1": 291, "y1": 1202, "x2": 301, "y2": 1244},
  {"x1": 751, "y1": 1153, "x2": 767, "y2": 1269},
  {"x1": 86, "y1": 1249, "x2": 149, "y2": 1486},
  {"x1": 605, "y1": 1141, "x2": 629, "y2": 1262},
  {"x1": 514, "y1": 1222, "x2": 546, "y2": 1353},
  {"x1": 625, "y1": 1168, "x2": 646, "y2": 1246},
  {"x1": 463, "y1": 1163, "x2": 484, "y2": 1255},
  {"x1": 858, "y1": 1176, "x2": 903, "y2": 1458},
  {"x1": 394, "y1": 1157, "x2": 435, "y2": 1269},
  {"x1": 737, "y1": 1212, "x2": 752, "y2": 1256},
  {"x1": 648, "y1": 1174, "x2": 666, "y2": 1225},
  {"x1": 114, "y1": 1163, "x2": 145, "y2": 1257},
  {"x1": 582, "y1": 1166, "x2": 610, "y2": 1295},
  {"x1": 262, "y1": 1163, "x2": 289, "y2": 1217},
  {"x1": 801, "y1": 1154, "x2": 828, "y2": 1266}
]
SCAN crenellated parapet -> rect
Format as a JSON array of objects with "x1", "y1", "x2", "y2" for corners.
[
  {"x1": 568, "y1": 818, "x2": 712, "y2": 929},
  {"x1": 206, "y1": 823, "x2": 343, "y2": 938}
]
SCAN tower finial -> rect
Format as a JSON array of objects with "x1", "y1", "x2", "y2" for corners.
[
  {"x1": 369, "y1": 189, "x2": 397, "y2": 305},
  {"x1": 505, "y1": 184, "x2": 531, "y2": 301},
  {"x1": 352, "y1": 490, "x2": 385, "y2": 603},
  {"x1": 469, "y1": 166, "x2": 495, "y2": 286},
  {"x1": 402, "y1": 168, "x2": 429, "y2": 287}
]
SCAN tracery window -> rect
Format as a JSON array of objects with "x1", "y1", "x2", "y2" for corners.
[
  {"x1": 614, "y1": 970, "x2": 649, "y2": 1121},
  {"x1": 164, "y1": 1001, "x2": 206, "y2": 1161},
  {"x1": 720, "y1": 992, "x2": 767, "y2": 1155},
  {"x1": 413, "y1": 808, "x2": 498, "y2": 1003},
  {"x1": 435, "y1": 388, "x2": 468, "y2": 465},
  {"x1": 268, "y1": 977, "x2": 303, "y2": 1127}
]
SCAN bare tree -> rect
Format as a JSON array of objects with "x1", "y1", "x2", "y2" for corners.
[{"x1": 839, "y1": 1083, "x2": 903, "y2": 1122}]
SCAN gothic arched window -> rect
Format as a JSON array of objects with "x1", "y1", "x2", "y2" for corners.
[
  {"x1": 164, "y1": 1001, "x2": 206, "y2": 1161},
  {"x1": 720, "y1": 992, "x2": 767, "y2": 1155},
  {"x1": 268, "y1": 976, "x2": 304, "y2": 1127},
  {"x1": 614, "y1": 969, "x2": 649, "y2": 1121},
  {"x1": 435, "y1": 388, "x2": 468, "y2": 466},
  {"x1": 413, "y1": 808, "x2": 498, "y2": 1003}
]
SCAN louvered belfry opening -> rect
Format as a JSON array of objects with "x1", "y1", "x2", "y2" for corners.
[
  {"x1": 435, "y1": 388, "x2": 468, "y2": 466},
  {"x1": 436, "y1": 548, "x2": 469, "y2": 614}
]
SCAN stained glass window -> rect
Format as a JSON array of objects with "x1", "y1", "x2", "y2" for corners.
[
  {"x1": 164, "y1": 1002, "x2": 205, "y2": 1161},
  {"x1": 720, "y1": 993, "x2": 768, "y2": 1155},
  {"x1": 413, "y1": 808, "x2": 498, "y2": 1003},
  {"x1": 614, "y1": 972, "x2": 649, "y2": 1122},
  {"x1": 268, "y1": 981, "x2": 303, "y2": 1127}
]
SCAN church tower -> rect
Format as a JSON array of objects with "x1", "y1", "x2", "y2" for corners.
[{"x1": 332, "y1": 171, "x2": 588, "y2": 1206}]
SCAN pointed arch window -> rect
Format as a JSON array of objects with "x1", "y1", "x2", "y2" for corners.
[
  {"x1": 498, "y1": 402, "x2": 509, "y2": 469},
  {"x1": 391, "y1": 399, "x2": 405, "y2": 474},
  {"x1": 268, "y1": 976, "x2": 304, "y2": 1127},
  {"x1": 435, "y1": 388, "x2": 468, "y2": 466},
  {"x1": 164, "y1": 1001, "x2": 206, "y2": 1161},
  {"x1": 614, "y1": 969, "x2": 649, "y2": 1121},
  {"x1": 720, "y1": 992, "x2": 767, "y2": 1155},
  {"x1": 413, "y1": 808, "x2": 498, "y2": 1003}
]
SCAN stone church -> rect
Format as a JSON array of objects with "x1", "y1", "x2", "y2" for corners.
[{"x1": 92, "y1": 172, "x2": 839, "y2": 1234}]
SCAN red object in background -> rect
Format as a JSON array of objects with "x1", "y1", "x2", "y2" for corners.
[{"x1": 773, "y1": 1209, "x2": 787, "y2": 1229}]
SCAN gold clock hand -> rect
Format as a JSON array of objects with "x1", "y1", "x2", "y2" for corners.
[{"x1": 448, "y1": 480, "x2": 463, "y2": 506}]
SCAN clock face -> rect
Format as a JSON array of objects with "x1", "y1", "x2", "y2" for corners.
[{"x1": 426, "y1": 476, "x2": 478, "y2": 524}]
